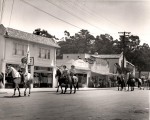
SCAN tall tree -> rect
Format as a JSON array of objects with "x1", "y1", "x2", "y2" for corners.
[
  {"x1": 57, "y1": 29, "x2": 95, "y2": 58},
  {"x1": 95, "y1": 34, "x2": 116, "y2": 54}
]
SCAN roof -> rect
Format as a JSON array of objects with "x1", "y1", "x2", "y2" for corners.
[
  {"x1": 92, "y1": 54, "x2": 121, "y2": 59},
  {"x1": 4, "y1": 27, "x2": 60, "y2": 48}
]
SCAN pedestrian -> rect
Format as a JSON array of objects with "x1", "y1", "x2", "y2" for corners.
[{"x1": 0, "y1": 72, "x2": 4, "y2": 88}]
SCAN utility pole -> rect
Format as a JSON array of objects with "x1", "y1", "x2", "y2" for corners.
[{"x1": 118, "y1": 31, "x2": 130, "y2": 74}]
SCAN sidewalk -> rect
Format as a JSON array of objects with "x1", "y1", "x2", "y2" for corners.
[{"x1": 0, "y1": 87, "x2": 117, "y2": 94}]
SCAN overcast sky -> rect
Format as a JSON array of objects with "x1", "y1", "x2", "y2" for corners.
[{"x1": 1, "y1": 0, "x2": 150, "y2": 45}]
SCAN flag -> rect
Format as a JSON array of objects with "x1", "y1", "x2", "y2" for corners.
[
  {"x1": 25, "y1": 44, "x2": 30, "y2": 74},
  {"x1": 27, "y1": 44, "x2": 30, "y2": 64}
]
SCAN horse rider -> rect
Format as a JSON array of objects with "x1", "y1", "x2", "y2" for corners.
[
  {"x1": 6, "y1": 64, "x2": 21, "y2": 96},
  {"x1": 69, "y1": 65, "x2": 77, "y2": 84},
  {"x1": 62, "y1": 65, "x2": 69, "y2": 80},
  {"x1": 6, "y1": 64, "x2": 21, "y2": 81}
]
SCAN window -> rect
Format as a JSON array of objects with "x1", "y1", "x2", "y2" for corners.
[
  {"x1": 38, "y1": 48, "x2": 50, "y2": 59},
  {"x1": 13, "y1": 43, "x2": 27, "y2": 56}
]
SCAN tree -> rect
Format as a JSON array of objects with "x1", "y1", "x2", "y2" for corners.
[
  {"x1": 57, "y1": 29, "x2": 95, "y2": 58},
  {"x1": 95, "y1": 34, "x2": 116, "y2": 54},
  {"x1": 33, "y1": 28, "x2": 58, "y2": 39},
  {"x1": 114, "y1": 34, "x2": 150, "y2": 77}
]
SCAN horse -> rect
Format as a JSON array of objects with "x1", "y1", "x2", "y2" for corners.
[
  {"x1": 6, "y1": 65, "x2": 22, "y2": 97},
  {"x1": 64, "y1": 75, "x2": 79, "y2": 94},
  {"x1": 141, "y1": 78, "x2": 150, "y2": 90},
  {"x1": 135, "y1": 77, "x2": 142, "y2": 90},
  {"x1": 56, "y1": 68, "x2": 78, "y2": 94},
  {"x1": 21, "y1": 68, "x2": 33, "y2": 96},
  {"x1": 127, "y1": 78, "x2": 135, "y2": 91},
  {"x1": 117, "y1": 75, "x2": 125, "y2": 91}
]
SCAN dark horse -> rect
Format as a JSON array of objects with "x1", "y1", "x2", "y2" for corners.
[
  {"x1": 56, "y1": 68, "x2": 78, "y2": 94},
  {"x1": 127, "y1": 78, "x2": 135, "y2": 91},
  {"x1": 135, "y1": 77, "x2": 142, "y2": 90},
  {"x1": 117, "y1": 75, "x2": 125, "y2": 91}
]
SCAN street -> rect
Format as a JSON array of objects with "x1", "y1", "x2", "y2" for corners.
[{"x1": 0, "y1": 88, "x2": 149, "y2": 120}]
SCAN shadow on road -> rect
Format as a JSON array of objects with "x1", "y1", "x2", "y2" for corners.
[{"x1": 0, "y1": 96, "x2": 26, "y2": 98}]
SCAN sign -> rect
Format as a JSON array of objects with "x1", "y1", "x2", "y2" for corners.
[
  {"x1": 29, "y1": 57, "x2": 34, "y2": 66},
  {"x1": 21, "y1": 57, "x2": 34, "y2": 66}
]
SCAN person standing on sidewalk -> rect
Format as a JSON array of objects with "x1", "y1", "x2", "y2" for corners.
[{"x1": 0, "y1": 72, "x2": 4, "y2": 88}]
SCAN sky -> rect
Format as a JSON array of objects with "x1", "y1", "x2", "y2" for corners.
[{"x1": 0, "y1": 0, "x2": 150, "y2": 45}]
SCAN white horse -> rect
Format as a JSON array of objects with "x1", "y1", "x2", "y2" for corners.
[
  {"x1": 6, "y1": 65, "x2": 21, "y2": 97},
  {"x1": 22, "y1": 69, "x2": 33, "y2": 96}
]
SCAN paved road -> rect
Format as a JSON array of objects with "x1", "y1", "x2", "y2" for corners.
[{"x1": 0, "y1": 88, "x2": 149, "y2": 120}]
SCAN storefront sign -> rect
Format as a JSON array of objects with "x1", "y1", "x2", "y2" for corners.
[{"x1": 21, "y1": 57, "x2": 34, "y2": 66}]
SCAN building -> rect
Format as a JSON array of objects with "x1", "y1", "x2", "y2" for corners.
[
  {"x1": 92, "y1": 53, "x2": 135, "y2": 82},
  {"x1": 57, "y1": 54, "x2": 112, "y2": 88},
  {"x1": 0, "y1": 24, "x2": 60, "y2": 88},
  {"x1": 58, "y1": 53, "x2": 135, "y2": 88}
]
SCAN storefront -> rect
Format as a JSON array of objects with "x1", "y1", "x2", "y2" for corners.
[
  {"x1": 34, "y1": 66, "x2": 53, "y2": 88},
  {"x1": 90, "y1": 72, "x2": 117, "y2": 88}
]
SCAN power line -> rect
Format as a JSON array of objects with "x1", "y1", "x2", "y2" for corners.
[
  {"x1": 68, "y1": 0, "x2": 124, "y2": 32},
  {"x1": 21, "y1": 0, "x2": 82, "y2": 30},
  {"x1": 63, "y1": 0, "x2": 112, "y2": 33},
  {"x1": 82, "y1": 1, "x2": 125, "y2": 31},
  {"x1": 46, "y1": 0, "x2": 107, "y2": 33}
]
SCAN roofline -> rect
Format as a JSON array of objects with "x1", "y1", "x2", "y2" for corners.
[
  {"x1": 4, "y1": 27, "x2": 60, "y2": 48},
  {"x1": 91, "y1": 54, "x2": 122, "y2": 59}
]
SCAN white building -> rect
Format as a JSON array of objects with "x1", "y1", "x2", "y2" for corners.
[{"x1": 0, "y1": 24, "x2": 60, "y2": 88}]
